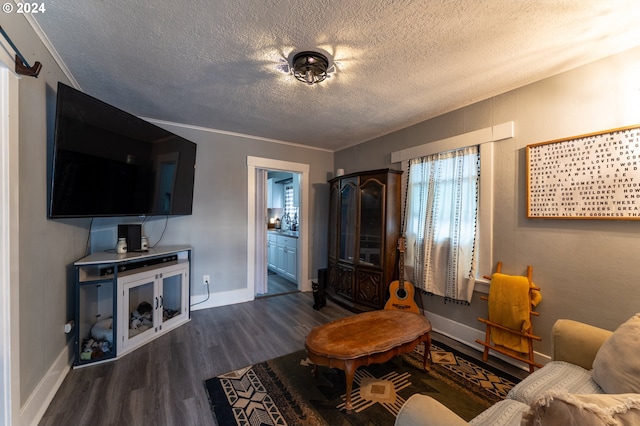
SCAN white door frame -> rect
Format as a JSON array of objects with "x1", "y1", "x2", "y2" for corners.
[
  {"x1": 247, "y1": 157, "x2": 311, "y2": 295},
  {"x1": 0, "y1": 63, "x2": 20, "y2": 426}
]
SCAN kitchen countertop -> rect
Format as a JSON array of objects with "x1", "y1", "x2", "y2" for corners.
[{"x1": 268, "y1": 229, "x2": 299, "y2": 238}]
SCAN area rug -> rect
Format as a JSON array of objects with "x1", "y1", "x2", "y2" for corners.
[{"x1": 204, "y1": 340, "x2": 521, "y2": 426}]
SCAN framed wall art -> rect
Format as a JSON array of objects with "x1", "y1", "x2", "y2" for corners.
[{"x1": 526, "y1": 125, "x2": 640, "y2": 219}]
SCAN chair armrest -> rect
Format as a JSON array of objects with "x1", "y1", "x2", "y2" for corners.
[
  {"x1": 552, "y1": 319, "x2": 612, "y2": 370},
  {"x1": 395, "y1": 394, "x2": 468, "y2": 426}
]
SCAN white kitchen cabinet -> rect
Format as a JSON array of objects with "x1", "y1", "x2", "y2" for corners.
[
  {"x1": 267, "y1": 178, "x2": 284, "y2": 208},
  {"x1": 282, "y1": 242, "x2": 297, "y2": 281},
  {"x1": 278, "y1": 235, "x2": 297, "y2": 281},
  {"x1": 276, "y1": 243, "x2": 286, "y2": 275},
  {"x1": 267, "y1": 233, "x2": 278, "y2": 270},
  {"x1": 267, "y1": 232, "x2": 297, "y2": 282}
]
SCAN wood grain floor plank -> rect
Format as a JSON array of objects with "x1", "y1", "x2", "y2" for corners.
[
  {"x1": 39, "y1": 292, "x2": 352, "y2": 425},
  {"x1": 39, "y1": 291, "x2": 529, "y2": 425}
]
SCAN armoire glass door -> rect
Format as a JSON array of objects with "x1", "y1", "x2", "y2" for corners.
[
  {"x1": 328, "y1": 180, "x2": 339, "y2": 260},
  {"x1": 339, "y1": 179, "x2": 358, "y2": 262},
  {"x1": 359, "y1": 179, "x2": 384, "y2": 267}
]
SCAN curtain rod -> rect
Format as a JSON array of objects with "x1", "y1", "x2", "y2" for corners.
[{"x1": 0, "y1": 25, "x2": 42, "y2": 77}]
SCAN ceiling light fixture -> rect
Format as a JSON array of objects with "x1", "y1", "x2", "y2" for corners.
[{"x1": 291, "y1": 51, "x2": 329, "y2": 85}]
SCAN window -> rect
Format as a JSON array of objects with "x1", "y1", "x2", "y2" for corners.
[
  {"x1": 283, "y1": 184, "x2": 298, "y2": 227},
  {"x1": 404, "y1": 146, "x2": 480, "y2": 303},
  {"x1": 393, "y1": 122, "x2": 513, "y2": 293}
]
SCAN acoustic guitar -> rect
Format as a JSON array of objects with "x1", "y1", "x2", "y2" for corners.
[{"x1": 384, "y1": 237, "x2": 419, "y2": 313}]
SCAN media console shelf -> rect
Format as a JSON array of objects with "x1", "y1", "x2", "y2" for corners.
[{"x1": 73, "y1": 245, "x2": 191, "y2": 367}]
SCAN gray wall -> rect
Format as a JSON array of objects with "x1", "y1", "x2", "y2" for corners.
[
  {"x1": 335, "y1": 46, "x2": 640, "y2": 356},
  {"x1": 1, "y1": 13, "x2": 87, "y2": 407},
  {"x1": 112, "y1": 126, "x2": 334, "y2": 296},
  {"x1": 8, "y1": 7, "x2": 640, "y2": 415},
  {"x1": 3, "y1": 14, "x2": 334, "y2": 415},
  {"x1": 89, "y1": 128, "x2": 333, "y2": 297}
]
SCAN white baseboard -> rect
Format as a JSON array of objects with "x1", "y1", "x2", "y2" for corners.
[
  {"x1": 190, "y1": 283, "x2": 314, "y2": 312},
  {"x1": 424, "y1": 310, "x2": 551, "y2": 371},
  {"x1": 20, "y1": 340, "x2": 73, "y2": 426},
  {"x1": 301, "y1": 278, "x2": 313, "y2": 292},
  {"x1": 190, "y1": 287, "x2": 253, "y2": 311}
]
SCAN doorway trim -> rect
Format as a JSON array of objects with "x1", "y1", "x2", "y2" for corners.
[
  {"x1": 0, "y1": 64, "x2": 20, "y2": 426},
  {"x1": 247, "y1": 156, "x2": 311, "y2": 297}
]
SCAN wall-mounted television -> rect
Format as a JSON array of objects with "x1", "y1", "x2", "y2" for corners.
[{"x1": 48, "y1": 82, "x2": 197, "y2": 218}]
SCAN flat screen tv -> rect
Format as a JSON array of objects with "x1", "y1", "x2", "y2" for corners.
[{"x1": 49, "y1": 82, "x2": 197, "y2": 218}]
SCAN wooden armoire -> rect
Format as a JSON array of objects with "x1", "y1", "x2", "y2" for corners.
[{"x1": 326, "y1": 169, "x2": 402, "y2": 312}]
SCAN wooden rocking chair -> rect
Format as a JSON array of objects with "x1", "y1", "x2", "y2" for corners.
[{"x1": 476, "y1": 262, "x2": 542, "y2": 373}]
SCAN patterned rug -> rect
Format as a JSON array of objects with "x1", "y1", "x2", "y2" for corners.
[{"x1": 204, "y1": 340, "x2": 521, "y2": 426}]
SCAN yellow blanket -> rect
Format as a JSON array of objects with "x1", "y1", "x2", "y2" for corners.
[{"x1": 488, "y1": 273, "x2": 542, "y2": 353}]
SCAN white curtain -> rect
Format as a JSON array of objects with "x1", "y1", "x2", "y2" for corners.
[{"x1": 404, "y1": 146, "x2": 479, "y2": 304}]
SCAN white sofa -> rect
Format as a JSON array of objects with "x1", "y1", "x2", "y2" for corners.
[{"x1": 396, "y1": 315, "x2": 640, "y2": 426}]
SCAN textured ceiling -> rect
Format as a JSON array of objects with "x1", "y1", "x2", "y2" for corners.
[{"x1": 31, "y1": 0, "x2": 640, "y2": 151}]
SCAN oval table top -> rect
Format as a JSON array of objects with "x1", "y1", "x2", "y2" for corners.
[{"x1": 305, "y1": 310, "x2": 432, "y2": 360}]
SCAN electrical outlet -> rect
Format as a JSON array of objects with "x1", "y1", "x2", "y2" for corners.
[{"x1": 203, "y1": 275, "x2": 210, "y2": 286}]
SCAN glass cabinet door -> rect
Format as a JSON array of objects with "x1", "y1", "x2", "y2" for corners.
[
  {"x1": 118, "y1": 262, "x2": 189, "y2": 355},
  {"x1": 159, "y1": 266, "x2": 188, "y2": 329},
  {"x1": 120, "y1": 275, "x2": 157, "y2": 352},
  {"x1": 359, "y1": 179, "x2": 384, "y2": 267},
  {"x1": 339, "y1": 179, "x2": 358, "y2": 262},
  {"x1": 328, "y1": 180, "x2": 340, "y2": 260}
]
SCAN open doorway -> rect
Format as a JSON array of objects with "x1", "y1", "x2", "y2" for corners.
[
  {"x1": 246, "y1": 156, "x2": 310, "y2": 300},
  {"x1": 259, "y1": 170, "x2": 301, "y2": 297}
]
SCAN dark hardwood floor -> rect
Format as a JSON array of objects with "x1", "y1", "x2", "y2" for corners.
[
  {"x1": 39, "y1": 292, "x2": 528, "y2": 425},
  {"x1": 257, "y1": 271, "x2": 299, "y2": 298},
  {"x1": 40, "y1": 292, "x2": 352, "y2": 426}
]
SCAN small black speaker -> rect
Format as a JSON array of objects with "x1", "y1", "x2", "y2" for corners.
[
  {"x1": 118, "y1": 224, "x2": 142, "y2": 252},
  {"x1": 318, "y1": 268, "x2": 328, "y2": 288},
  {"x1": 313, "y1": 268, "x2": 327, "y2": 310}
]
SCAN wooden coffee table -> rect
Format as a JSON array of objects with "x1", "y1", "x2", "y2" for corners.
[{"x1": 305, "y1": 310, "x2": 432, "y2": 413}]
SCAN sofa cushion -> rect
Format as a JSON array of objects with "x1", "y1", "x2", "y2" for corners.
[
  {"x1": 468, "y1": 399, "x2": 529, "y2": 426},
  {"x1": 592, "y1": 313, "x2": 640, "y2": 394},
  {"x1": 507, "y1": 361, "x2": 603, "y2": 405},
  {"x1": 521, "y1": 391, "x2": 640, "y2": 426},
  {"x1": 395, "y1": 394, "x2": 468, "y2": 426}
]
